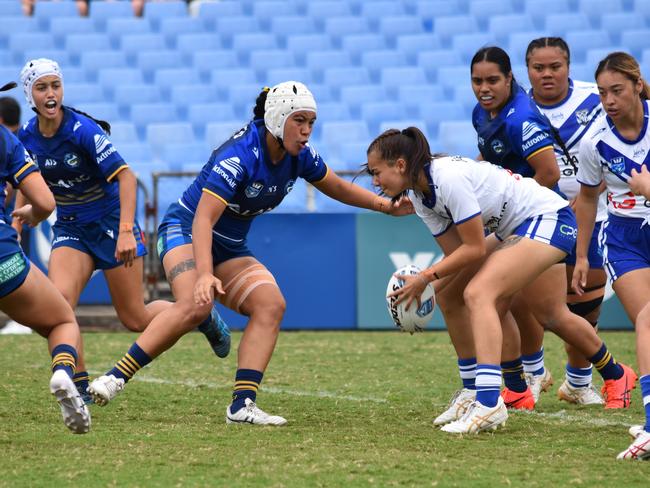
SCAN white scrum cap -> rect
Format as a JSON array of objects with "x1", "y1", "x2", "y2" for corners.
[
  {"x1": 20, "y1": 58, "x2": 63, "y2": 109},
  {"x1": 264, "y1": 81, "x2": 316, "y2": 141}
]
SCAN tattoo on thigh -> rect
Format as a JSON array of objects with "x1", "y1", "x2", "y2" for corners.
[
  {"x1": 497, "y1": 235, "x2": 523, "y2": 251},
  {"x1": 167, "y1": 259, "x2": 196, "y2": 283}
]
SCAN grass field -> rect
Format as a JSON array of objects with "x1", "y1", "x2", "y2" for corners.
[{"x1": 1, "y1": 330, "x2": 648, "y2": 487}]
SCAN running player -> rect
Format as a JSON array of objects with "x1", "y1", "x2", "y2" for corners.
[
  {"x1": 17, "y1": 59, "x2": 229, "y2": 402},
  {"x1": 573, "y1": 52, "x2": 650, "y2": 460},
  {"x1": 88, "y1": 82, "x2": 411, "y2": 425},
  {"x1": 527, "y1": 37, "x2": 607, "y2": 405},
  {"x1": 0, "y1": 81, "x2": 89, "y2": 433},
  {"x1": 368, "y1": 126, "x2": 636, "y2": 434}
]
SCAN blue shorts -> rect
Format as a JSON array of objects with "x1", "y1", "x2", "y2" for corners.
[
  {"x1": 0, "y1": 225, "x2": 30, "y2": 298},
  {"x1": 512, "y1": 206, "x2": 576, "y2": 255},
  {"x1": 157, "y1": 201, "x2": 253, "y2": 265},
  {"x1": 52, "y1": 210, "x2": 147, "y2": 270},
  {"x1": 600, "y1": 213, "x2": 650, "y2": 282},
  {"x1": 564, "y1": 220, "x2": 604, "y2": 268}
]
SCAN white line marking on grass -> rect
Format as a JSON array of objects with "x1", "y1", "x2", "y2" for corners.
[
  {"x1": 124, "y1": 374, "x2": 389, "y2": 404},
  {"x1": 511, "y1": 409, "x2": 632, "y2": 429}
]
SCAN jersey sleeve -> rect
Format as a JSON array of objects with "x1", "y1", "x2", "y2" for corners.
[
  {"x1": 507, "y1": 108, "x2": 554, "y2": 160},
  {"x1": 4, "y1": 131, "x2": 38, "y2": 188},
  {"x1": 201, "y1": 145, "x2": 249, "y2": 205},
  {"x1": 297, "y1": 143, "x2": 328, "y2": 183},
  {"x1": 576, "y1": 134, "x2": 603, "y2": 187},
  {"x1": 412, "y1": 193, "x2": 452, "y2": 237},
  {"x1": 437, "y1": 164, "x2": 482, "y2": 226},
  {"x1": 77, "y1": 119, "x2": 127, "y2": 181}
]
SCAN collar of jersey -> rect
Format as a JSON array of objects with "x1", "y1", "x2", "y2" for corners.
[
  {"x1": 419, "y1": 161, "x2": 436, "y2": 209},
  {"x1": 530, "y1": 78, "x2": 574, "y2": 110},
  {"x1": 606, "y1": 99, "x2": 649, "y2": 145},
  {"x1": 34, "y1": 105, "x2": 71, "y2": 140}
]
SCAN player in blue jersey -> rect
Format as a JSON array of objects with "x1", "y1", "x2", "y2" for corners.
[
  {"x1": 0, "y1": 82, "x2": 89, "y2": 432},
  {"x1": 573, "y1": 52, "x2": 650, "y2": 460},
  {"x1": 367, "y1": 126, "x2": 634, "y2": 433},
  {"x1": 88, "y1": 81, "x2": 411, "y2": 424},
  {"x1": 527, "y1": 37, "x2": 608, "y2": 406},
  {"x1": 17, "y1": 59, "x2": 229, "y2": 402}
]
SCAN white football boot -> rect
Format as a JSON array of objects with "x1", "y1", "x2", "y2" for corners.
[
  {"x1": 617, "y1": 430, "x2": 650, "y2": 460},
  {"x1": 88, "y1": 374, "x2": 125, "y2": 406},
  {"x1": 629, "y1": 425, "x2": 646, "y2": 438},
  {"x1": 525, "y1": 369, "x2": 553, "y2": 403},
  {"x1": 433, "y1": 388, "x2": 476, "y2": 426},
  {"x1": 226, "y1": 398, "x2": 287, "y2": 426},
  {"x1": 49, "y1": 369, "x2": 91, "y2": 434},
  {"x1": 440, "y1": 397, "x2": 508, "y2": 434},
  {"x1": 557, "y1": 380, "x2": 604, "y2": 405}
]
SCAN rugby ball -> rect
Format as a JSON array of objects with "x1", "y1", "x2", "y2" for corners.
[{"x1": 385, "y1": 265, "x2": 435, "y2": 333}]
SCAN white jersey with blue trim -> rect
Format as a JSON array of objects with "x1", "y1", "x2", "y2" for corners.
[
  {"x1": 411, "y1": 156, "x2": 568, "y2": 239},
  {"x1": 577, "y1": 99, "x2": 650, "y2": 220},
  {"x1": 532, "y1": 79, "x2": 607, "y2": 221}
]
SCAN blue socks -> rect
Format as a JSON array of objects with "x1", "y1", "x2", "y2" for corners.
[
  {"x1": 51, "y1": 344, "x2": 77, "y2": 378},
  {"x1": 502, "y1": 358, "x2": 528, "y2": 393},
  {"x1": 458, "y1": 357, "x2": 476, "y2": 390},
  {"x1": 230, "y1": 369, "x2": 263, "y2": 413},
  {"x1": 476, "y1": 364, "x2": 501, "y2": 407},
  {"x1": 641, "y1": 375, "x2": 650, "y2": 433},
  {"x1": 108, "y1": 342, "x2": 152, "y2": 383},
  {"x1": 588, "y1": 343, "x2": 623, "y2": 381},
  {"x1": 522, "y1": 348, "x2": 545, "y2": 377},
  {"x1": 565, "y1": 364, "x2": 593, "y2": 388}
]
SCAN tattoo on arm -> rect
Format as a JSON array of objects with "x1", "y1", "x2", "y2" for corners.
[
  {"x1": 166, "y1": 259, "x2": 196, "y2": 283},
  {"x1": 496, "y1": 235, "x2": 523, "y2": 251}
]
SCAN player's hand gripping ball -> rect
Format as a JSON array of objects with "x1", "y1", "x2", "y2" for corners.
[{"x1": 386, "y1": 265, "x2": 435, "y2": 333}]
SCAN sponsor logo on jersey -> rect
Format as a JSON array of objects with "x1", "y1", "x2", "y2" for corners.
[
  {"x1": 73, "y1": 121, "x2": 82, "y2": 131},
  {"x1": 285, "y1": 179, "x2": 295, "y2": 194},
  {"x1": 44, "y1": 158, "x2": 58, "y2": 168},
  {"x1": 575, "y1": 109, "x2": 590, "y2": 125},
  {"x1": 218, "y1": 157, "x2": 243, "y2": 178},
  {"x1": 52, "y1": 235, "x2": 80, "y2": 245},
  {"x1": 97, "y1": 146, "x2": 116, "y2": 164},
  {"x1": 213, "y1": 166, "x2": 237, "y2": 189},
  {"x1": 609, "y1": 156, "x2": 625, "y2": 174},
  {"x1": 506, "y1": 108, "x2": 515, "y2": 117},
  {"x1": 522, "y1": 121, "x2": 542, "y2": 141},
  {"x1": 63, "y1": 153, "x2": 80, "y2": 168},
  {"x1": 233, "y1": 127, "x2": 246, "y2": 139},
  {"x1": 551, "y1": 112, "x2": 564, "y2": 121},
  {"x1": 94, "y1": 134, "x2": 110, "y2": 154},
  {"x1": 559, "y1": 224, "x2": 577, "y2": 238},
  {"x1": 633, "y1": 147, "x2": 646, "y2": 158},
  {"x1": 245, "y1": 181, "x2": 264, "y2": 198},
  {"x1": 491, "y1": 139, "x2": 505, "y2": 154}
]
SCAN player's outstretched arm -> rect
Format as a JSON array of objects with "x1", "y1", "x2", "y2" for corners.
[{"x1": 12, "y1": 172, "x2": 54, "y2": 226}]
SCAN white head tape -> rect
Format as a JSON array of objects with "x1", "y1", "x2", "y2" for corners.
[
  {"x1": 264, "y1": 81, "x2": 316, "y2": 141},
  {"x1": 20, "y1": 58, "x2": 63, "y2": 109}
]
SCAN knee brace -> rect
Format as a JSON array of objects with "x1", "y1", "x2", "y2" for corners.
[{"x1": 219, "y1": 264, "x2": 278, "y2": 313}]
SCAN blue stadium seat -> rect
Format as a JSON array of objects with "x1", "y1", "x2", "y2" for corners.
[
  {"x1": 361, "y1": 50, "x2": 407, "y2": 82},
  {"x1": 206, "y1": 121, "x2": 246, "y2": 148},
  {"x1": 232, "y1": 34, "x2": 278, "y2": 59},
  {"x1": 114, "y1": 85, "x2": 163, "y2": 110},
  {"x1": 324, "y1": 67, "x2": 370, "y2": 93},
  {"x1": 159, "y1": 143, "x2": 208, "y2": 170},
  {"x1": 56, "y1": 67, "x2": 86, "y2": 83},
  {"x1": 417, "y1": 50, "x2": 463, "y2": 81},
  {"x1": 418, "y1": 101, "x2": 465, "y2": 137},
  {"x1": 524, "y1": 0, "x2": 571, "y2": 15},
  {"x1": 266, "y1": 68, "x2": 313, "y2": 87},
  {"x1": 0, "y1": 67, "x2": 22, "y2": 90},
  {"x1": 154, "y1": 69, "x2": 200, "y2": 97},
  {"x1": 340, "y1": 85, "x2": 388, "y2": 117},
  {"x1": 64, "y1": 34, "x2": 111, "y2": 58},
  {"x1": 120, "y1": 34, "x2": 166, "y2": 58},
  {"x1": 437, "y1": 66, "x2": 471, "y2": 92},
  {"x1": 0, "y1": 2, "x2": 22, "y2": 16},
  {"x1": 146, "y1": 122, "x2": 194, "y2": 148},
  {"x1": 620, "y1": 30, "x2": 650, "y2": 60},
  {"x1": 32, "y1": 1, "x2": 78, "y2": 22},
  {"x1": 171, "y1": 84, "x2": 218, "y2": 109},
  {"x1": 634, "y1": 0, "x2": 650, "y2": 19},
  {"x1": 215, "y1": 16, "x2": 260, "y2": 43},
  {"x1": 119, "y1": 143, "x2": 154, "y2": 165},
  {"x1": 109, "y1": 122, "x2": 139, "y2": 145},
  {"x1": 317, "y1": 102, "x2": 352, "y2": 122},
  {"x1": 438, "y1": 121, "x2": 479, "y2": 157},
  {"x1": 337, "y1": 142, "x2": 369, "y2": 171},
  {"x1": 452, "y1": 33, "x2": 495, "y2": 63},
  {"x1": 252, "y1": 1, "x2": 293, "y2": 19},
  {"x1": 360, "y1": 1, "x2": 405, "y2": 20},
  {"x1": 568, "y1": 63, "x2": 596, "y2": 83},
  {"x1": 361, "y1": 102, "x2": 406, "y2": 132},
  {"x1": 23, "y1": 50, "x2": 71, "y2": 67},
  {"x1": 398, "y1": 85, "x2": 446, "y2": 114},
  {"x1": 48, "y1": 17, "x2": 96, "y2": 44},
  {"x1": 585, "y1": 48, "x2": 626, "y2": 73},
  {"x1": 416, "y1": 0, "x2": 467, "y2": 19},
  {"x1": 286, "y1": 34, "x2": 333, "y2": 64},
  {"x1": 487, "y1": 15, "x2": 534, "y2": 44},
  {"x1": 379, "y1": 16, "x2": 424, "y2": 44},
  {"x1": 452, "y1": 85, "x2": 478, "y2": 112},
  {"x1": 308, "y1": 84, "x2": 335, "y2": 104},
  {"x1": 159, "y1": 18, "x2": 205, "y2": 44},
  {"x1": 193, "y1": 51, "x2": 238, "y2": 78},
  {"x1": 396, "y1": 34, "x2": 441, "y2": 65},
  {"x1": 271, "y1": 16, "x2": 318, "y2": 40},
  {"x1": 188, "y1": 103, "x2": 237, "y2": 130},
  {"x1": 137, "y1": 51, "x2": 185, "y2": 77},
  {"x1": 9, "y1": 34, "x2": 56, "y2": 59},
  {"x1": 211, "y1": 68, "x2": 256, "y2": 89},
  {"x1": 64, "y1": 83, "x2": 104, "y2": 105},
  {"x1": 325, "y1": 17, "x2": 370, "y2": 38},
  {"x1": 89, "y1": 1, "x2": 133, "y2": 30},
  {"x1": 543, "y1": 13, "x2": 591, "y2": 36},
  {"x1": 143, "y1": 1, "x2": 188, "y2": 27},
  {"x1": 177, "y1": 34, "x2": 222, "y2": 57},
  {"x1": 468, "y1": 0, "x2": 514, "y2": 18},
  {"x1": 341, "y1": 34, "x2": 387, "y2": 63},
  {"x1": 97, "y1": 68, "x2": 144, "y2": 90},
  {"x1": 249, "y1": 50, "x2": 296, "y2": 75},
  {"x1": 381, "y1": 67, "x2": 427, "y2": 94},
  {"x1": 76, "y1": 103, "x2": 120, "y2": 123},
  {"x1": 379, "y1": 120, "x2": 429, "y2": 137},
  {"x1": 197, "y1": 1, "x2": 244, "y2": 29},
  {"x1": 105, "y1": 18, "x2": 153, "y2": 42},
  {"x1": 80, "y1": 51, "x2": 128, "y2": 79},
  {"x1": 601, "y1": 13, "x2": 645, "y2": 40},
  {"x1": 577, "y1": 0, "x2": 622, "y2": 24},
  {"x1": 433, "y1": 16, "x2": 479, "y2": 46},
  {"x1": 0, "y1": 18, "x2": 38, "y2": 39},
  {"x1": 507, "y1": 31, "x2": 548, "y2": 67},
  {"x1": 565, "y1": 30, "x2": 612, "y2": 63},
  {"x1": 307, "y1": 51, "x2": 352, "y2": 82},
  {"x1": 321, "y1": 121, "x2": 370, "y2": 161},
  {"x1": 306, "y1": 1, "x2": 352, "y2": 21}
]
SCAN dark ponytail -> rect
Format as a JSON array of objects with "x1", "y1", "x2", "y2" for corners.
[
  {"x1": 66, "y1": 106, "x2": 111, "y2": 135},
  {"x1": 253, "y1": 86, "x2": 270, "y2": 120},
  {"x1": 366, "y1": 126, "x2": 432, "y2": 189}
]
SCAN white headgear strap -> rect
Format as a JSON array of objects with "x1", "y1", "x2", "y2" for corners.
[
  {"x1": 20, "y1": 58, "x2": 63, "y2": 109},
  {"x1": 264, "y1": 81, "x2": 316, "y2": 141}
]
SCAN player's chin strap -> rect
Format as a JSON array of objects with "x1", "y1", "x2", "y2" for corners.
[{"x1": 0, "y1": 81, "x2": 17, "y2": 92}]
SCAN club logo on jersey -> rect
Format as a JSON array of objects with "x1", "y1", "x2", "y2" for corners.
[
  {"x1": 506, "y1": 108, "x2": 516, "y2": 117},
  {"x1": 44, "y1": 158, "x2": 57, "y2": 168},
  {"x1": 491, "y1": 139, "x2": 505, "y2": 154},
  {"x1": 245, "y1": 181, "x2": 264, "y2": 198},
  {"x1": 73, "y1": 121, "x2": 82, "y2": 132},
  {"x1": 63, "y1": 153, "x2": 80, "y2": 168},
  {"x1": 218, "y1": 157, "x2": 243, "y2": 178},
  {"x1": 105, "y1": 229, "x2": 114, "y2": 239},
  {"x1": 252, "y1": 147, "x2": 259, "y2": 158},
  {"x1": 285, "y1": 179, "x2": 295, "y2": 194},
  {"x1": 94, "y1": 134, "x2": 110, "y2": 154},
  {"x1": 575, "y1": 109, "x2": 590, "y2": 125},
  {"x1": 551, "y1": 112, "x2": 564, "y2": 122},
  {"x1": 478, "y1": 136, "x2": 485, "y2": 146},
  {"x1": 609, "y1": 156, "x2": 625, "y2": 174}
]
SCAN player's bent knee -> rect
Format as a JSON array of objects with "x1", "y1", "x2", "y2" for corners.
[
  {"x1": 568, "y1": 296, "x2": 604, "y2": 327},
  {"x1": 220, "y1": 263, "x2": 279, "y2": 314}
]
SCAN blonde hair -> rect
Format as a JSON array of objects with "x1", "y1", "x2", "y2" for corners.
[{"x1": 595, "y1": 52, "x2": 650, "y2": 100}]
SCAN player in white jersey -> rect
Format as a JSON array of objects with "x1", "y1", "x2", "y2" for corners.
[
  {"x1": 527, "y1": 37, "x2": 608, "y2": 405},
  {"x1": 367, "y1": 126, "x2": 635, "y2": 434},
  {"x1": 573, "y1": 52, "x2": 650, "y2": 459}
]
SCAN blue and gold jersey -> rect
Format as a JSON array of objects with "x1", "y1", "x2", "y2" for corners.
[
  {"x1": 179, "y1": 119, "x2": 328, "y2": 241},
  {"x1": 473, "y1": 81, "x2": 554, "y2": 178},
  {"x1": 0, "y1": 125, "x2": 39, "y2": 222},
  {"x1": 18, "y1": 107, "x2": 127, "y2": 223}
]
